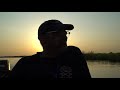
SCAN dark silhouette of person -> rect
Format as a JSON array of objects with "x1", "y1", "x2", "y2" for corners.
[{"x1": 8, "y1": 19, "x2": 91, "y2": 79}]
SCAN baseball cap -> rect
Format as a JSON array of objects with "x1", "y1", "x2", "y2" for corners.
[{"x1": 38, "y1": 19, "x2": 74, "y2": 34}]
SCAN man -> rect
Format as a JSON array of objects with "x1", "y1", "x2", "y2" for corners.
[{"x1": 9, "y1": 19, "x2": 91, "y2": 79}]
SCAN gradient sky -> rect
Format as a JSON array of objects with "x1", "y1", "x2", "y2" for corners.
[{"x1": 0, "y1": 12, "x2": 120, "y2": 56}]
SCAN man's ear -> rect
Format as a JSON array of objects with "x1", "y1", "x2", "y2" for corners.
[
  {"x1": 38, "y1": 36, "x2": 40, "y2": 40},
  {"x1": 38, "y1": 34, "x2": 45, "y2": 40}
]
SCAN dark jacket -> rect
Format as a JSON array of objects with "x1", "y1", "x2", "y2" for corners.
[{"x1": 9, "y1": 46, "x2": 91, "y2": 79}]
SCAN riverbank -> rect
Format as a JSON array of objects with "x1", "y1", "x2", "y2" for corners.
[{"x1": 84, "y1": 52, "x2": 120, "y2": 62}]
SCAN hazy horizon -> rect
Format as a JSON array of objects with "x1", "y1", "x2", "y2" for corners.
[{"x1": 0, "y1": 12, "x2": 120, "y2": 56}]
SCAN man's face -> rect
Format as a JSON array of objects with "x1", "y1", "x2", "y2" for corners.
[
  {"x1": 49, "y1": 30, "x2": 68, "y2": 48},
  {"x1": 39, "y1": 30, "x2": 70, "y2": 49}
]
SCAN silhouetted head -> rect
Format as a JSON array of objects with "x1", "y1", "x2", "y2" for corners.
[
  {"x1": 38, "y1": 19, "x2": 74, "y2": 35},
  {"x1": 38, "y1": 19, "x2": 74, "y2": 50}
]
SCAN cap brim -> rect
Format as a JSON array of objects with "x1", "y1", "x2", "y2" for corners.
[{"x1": 63, "y1": 24, "x2": 74, "y2": 30}]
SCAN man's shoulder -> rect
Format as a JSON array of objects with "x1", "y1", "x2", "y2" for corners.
[
  {"x1": 68, "y1": 46, "x2": 80, "y2": 49},
  {"x1": 19, "y1": 52, "x2": 42, "y2": 62},
  {"x1": 67, "y1": 46, "x2": 82, "y2": 54},
  {"x1": 17, "y1": 56, "x2": 32, "y2": 64}
]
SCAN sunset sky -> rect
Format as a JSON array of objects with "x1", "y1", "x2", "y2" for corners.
[{"x1": 0, "y1": 12, "x2": 120, "y2": 56}]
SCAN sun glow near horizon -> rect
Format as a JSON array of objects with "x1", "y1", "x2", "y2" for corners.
[{"x1": 24, "y1": 26, "x2": 44, "y2": 55}]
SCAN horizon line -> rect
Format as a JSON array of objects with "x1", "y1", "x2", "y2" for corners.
[{"x1": 0, "y1": 52, "x2": 120, "y2": 58}]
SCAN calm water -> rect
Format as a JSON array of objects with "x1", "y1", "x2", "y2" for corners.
[{"x1": 0, "y1": 57, "x2": 120, "y2": 78}]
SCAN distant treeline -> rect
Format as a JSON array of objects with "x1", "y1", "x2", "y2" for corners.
[
  {"x1": 84, "y1": 52, "x2": 120, "y2": 62},
  {"x1": 1, "y1": 52, "x2": 120, "y2": 62}
]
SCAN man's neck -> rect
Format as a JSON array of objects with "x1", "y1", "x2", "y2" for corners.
[{"x1": 42, "y1": 46, "x2": 67, "y2": 58}]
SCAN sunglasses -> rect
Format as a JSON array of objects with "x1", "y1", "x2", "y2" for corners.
[{"x1": 45, "y1": 30, "x2": 70, "y2": 35}]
